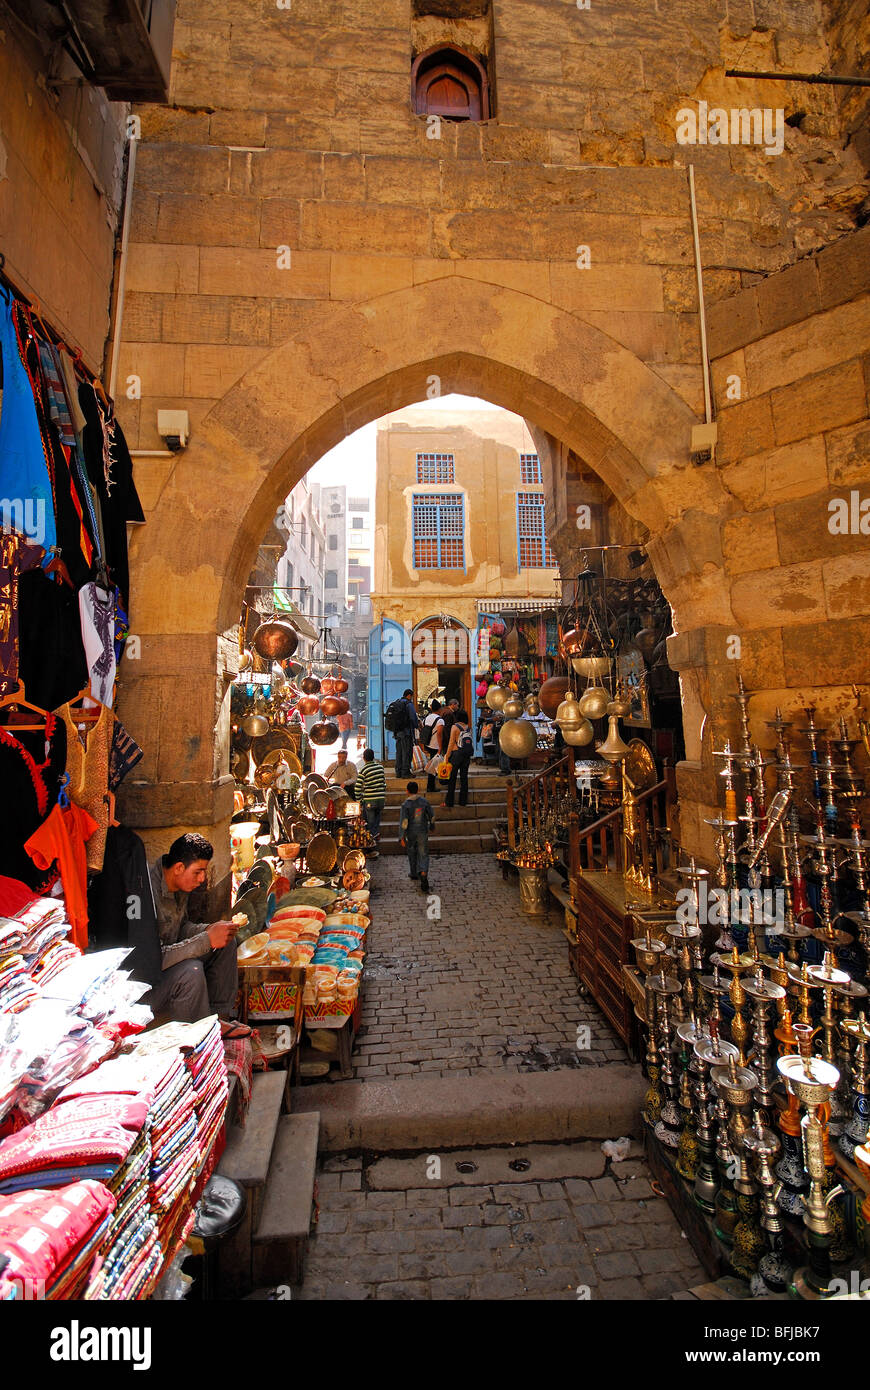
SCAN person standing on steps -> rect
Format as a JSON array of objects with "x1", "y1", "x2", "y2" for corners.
[
  {"x1": 355, "y1": 746, "x2": 387, "y2": 849},
  {"x1": 388, "y1": 688, "x2": 419, "y2": 778},
  {"x1": 422, "y1": 699, "x2": 445, "y2": 793},
  {"x1": 399, "y1": 780, "x2": 434, "y2": 894},
  {"x1": 443, "y1": 707, "x2": 474, "y2": 809}
]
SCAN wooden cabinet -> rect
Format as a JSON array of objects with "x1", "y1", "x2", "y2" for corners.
[{"x1": 569, "y1": 872, "x2": 635, "y2": 1048}]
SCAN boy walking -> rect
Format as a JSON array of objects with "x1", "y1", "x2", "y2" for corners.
[{"x1": 399, "y1": 781, "x2": 434, "y2": 893}]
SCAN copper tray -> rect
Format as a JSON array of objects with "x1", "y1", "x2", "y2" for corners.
[
  {"x1": 308, "y1": 786, "x2": 331, "y2": 817},
  {"x1": 306, "y1": 832, "x2": 338, "y2": 874},
  {"x1": 341, "y1": 849, "x2": 365, "y2": 873}
]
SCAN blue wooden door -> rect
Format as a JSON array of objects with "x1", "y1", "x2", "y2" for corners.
[{"x1": 366, "y1": 620, "x2": 412, "y2": 759}]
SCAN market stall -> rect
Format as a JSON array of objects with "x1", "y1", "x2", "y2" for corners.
[{"x1": 229, "y1": 768, "x2": 375, "y2": 1081}]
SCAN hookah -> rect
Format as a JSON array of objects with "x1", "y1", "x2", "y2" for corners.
[
  {"x1": 838, "y1": 1011, "x2": 870, "y2": 1160},
  {"x1": 806, "y1": 950, "x2": 851, "y2": 1135},
  {"x1": 694, "y1": 1014, "x2": 738, "y2": 1217},
  {"x1": 634, "y1": 933, "x2": 669, "y2": 1128},
  {"x1": 744, "y1": 963, "x2": 786, "y2": 1123},
  {"x1": 835, "y1": 715, "x2": 866, "y2": 807},
  {"x1": 775, "y1": 739, "x2": 815, "y2": 933},
  {"x1": 648, "y1": 971, "x2": 684, "y2": 1150},
  {"x1": 744, "y1": 1108, "x2": 791, "y2": 1294},
  {"x1": 711, "y1": 943, "x2": 754, "y2": 1067},
  {"x1": 675, "y1": 1009, "x2": 706, "y2": 1184},
  {"x1": 711, "y1": 1053, "x2": 766, "y2": 1280},
  {"x1": 838, "y1": 808, "x2": 870, "y2": 967},
  {"x1": 777, "y1": 1023, "x2": 844, "y2": 1299},
  {"x1": 773, "y1": 1004, "x2": 810, "y2": 1218},
  {"x1": 713, "y1": 740, "x2": 742, "y2": 882}
]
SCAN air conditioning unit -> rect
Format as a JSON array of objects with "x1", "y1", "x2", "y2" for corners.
[{"x1": 36, "y1": 0, "x2": 177, "y2": 102}]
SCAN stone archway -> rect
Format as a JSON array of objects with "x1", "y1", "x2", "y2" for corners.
[{"x1": 118, "y1": 276, "x2": 719, "y2": 879}]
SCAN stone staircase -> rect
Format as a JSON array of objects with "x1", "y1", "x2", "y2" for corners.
[
  {"x1": 216, "y1": 1069, "x2": 320, "y2": 1296},
  {"x1": 378, "y1": 767, "x2": 507, "y2": 856}
]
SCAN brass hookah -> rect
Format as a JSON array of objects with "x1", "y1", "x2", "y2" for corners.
[
  {"x1": 777, "y1": 1023, "x2": 845, "y2": 1299},
  {"x1": 711, "y1": 1053, "x2": 766, "y2": 1279}
]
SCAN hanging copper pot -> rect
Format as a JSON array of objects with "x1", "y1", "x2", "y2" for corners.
[
  {"x1": 242, "y1": 711, "x2": 270, "y2": 737},
  {"x1": 320, "y1": 677, "x2": 336, "y2": 697},
  {"x1": 297, "y1": 695, "x2": 320, "y2": 716},
  {"x1": 252, "y1": 617, "x2": 299, "y2": 662},
  {"x1": 332, "y1": 668, "x2": 349, "y2": 694},
  {"x1": 309, "y1": 720, "x2": 339, "y2": 745},
  {"x1": 300, "y1": 672, "x2": 321, "y2": 695},
  {"x1": 538, "y1": 676, "x2": 570, "y2": 718},
  {"x1": 320, "y1": 695, "x2": 349, "y2": 718}
]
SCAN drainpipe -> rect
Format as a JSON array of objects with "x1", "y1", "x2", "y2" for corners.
[
  {"x1": 107, "y1": 131, "x2": 137, "y2": 402},
  {"x1": 687, "y1": 164, "x2": 713, "y2": 426}
]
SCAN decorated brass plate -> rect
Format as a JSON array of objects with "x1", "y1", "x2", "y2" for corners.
[
  {"x1": 624, "y1": 738, "x2": 657, "y2": 793},
  {"x1": 231, "y1": 750, "x2": 250, "y2": 780},
  {"x1": 341, "y1": 849, "x2": 365, "y2": 873},
  {"x1": 306, "y1": 832, "x2": 338, "y2": 874},
  {"x1": 302, "y1": 772, "x2": 327, "y2": 793},
  {"x1": 251, "y1": 728, "x2": 300, "y2": 767},
  {"x1": 262, "y1": 747, "x2": 302, "y2": 775},
  {"x1": 309, "y1": 788, "x2": 330, "y2": 817},
  {"x1": 290, "y1": 816, "x2": 315, "y2": 845}
]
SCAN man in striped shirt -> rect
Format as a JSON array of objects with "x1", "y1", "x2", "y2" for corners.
[{"x1": 355, "y1": 747, "x2": 387, "y2": 850}]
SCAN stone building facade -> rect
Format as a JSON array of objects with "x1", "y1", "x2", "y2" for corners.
[{"x1": 108, "y1": 0, "x2": 869, "y2": 881}]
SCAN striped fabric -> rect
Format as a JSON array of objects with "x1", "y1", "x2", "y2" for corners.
[{"x1": 355, "y1": 760, "x2": 387, "y2": 802}]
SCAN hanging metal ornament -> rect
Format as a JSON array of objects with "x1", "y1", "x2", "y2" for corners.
[
  {"x1": 486, "y1": 684, "x2": 508, "y2": 711},
  {"x1": 578, "y1": 685, "x2": 610, "y2": 720},
  {"x1": 524, "y1": 693, "x2": 541, "y2": 716},
  {"x1": 499, "y1": 718, "x2": 538, "y2": 759},
  {"x1": 555, "y1": 694, "x2": 583, "y2": 731},
  {"x1": 597, "y1": 712, "x2": 631, "y2": 763},
  {"x1": 309, "y1": 720, "x2": 339, "y2": 745},
  {"x1": 503, "y1": 616, "x2": 530, "y2": 662},
  {"x1": 538, "y1": 675, "x2": 571, "y2": 718},
  {"x1": 502, "y1": 693, "x2": 523, "y2": 719},
  {"x1": 562, "y1": 720, "x2": 595, "y2": 746},
  {"x1": 300, "y1": 666, "x2": 321, "y2": 695}
]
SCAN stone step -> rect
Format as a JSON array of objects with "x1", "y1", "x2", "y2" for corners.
[
  {"x1": 382, "y1": 787, "x2": 507, "y2": 807},
  {"x1": 252, "y1": 1111, "x2": 321, "y2": 1288},
  {"x1": 215, "y1": 1068, "x2": 287, "y2": 1297},
  {"x1": 292, "y1": 1067, "x2": 645, "y2": 1152},
  {"x1": 380, "y1": 813, "x2": 502, "y2": 835},
  {"x1": 379, "y1": 834, "x2": 488, "y2": 855}
]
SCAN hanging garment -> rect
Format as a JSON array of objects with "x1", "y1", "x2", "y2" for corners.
[
  {"x1": 87, "y1": 825, "x2": 162, "y2": 991},
  {"x1": 13, "y1": 304, "x2": 92, "y2": 589},
  {"x1": 56, "y1": 699, "x2": 114, "y2": 872},
  {"x1": 0, "y1": 292, "x2": 56, "y2": 558},
  {"x1": 0, "y1": 533, "x2": 46, "y2": 696},
  {"x1": 17, "y1": 568, "x2": 88, "y2": 712},
  {"x1": 77, "y1": 383, "x2": 144, "y2": 610},
  {"x1": 107, "y1": 720, "x2": 143, "y2": 793},
  {"x1": 37, "y1": 340, "x2": 99, "y2": 573},
  {"x1": 78, "y1": 583, "x2": 116, "y2": 707},
  {"x1": 24, "y1": 801, "x2": 97, "y2": 952},
  {"x1": 0, "y1": 715, "x2": 66, "y2": 892}
]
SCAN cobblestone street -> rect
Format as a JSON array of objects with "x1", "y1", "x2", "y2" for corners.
[
  {"x1": 298, "y1": 1148, "x2": 705, "y2": 1300},
  {"x1": 352, "y1": 853, "x2": 628, "y2": 1080},
  {"x1": 294, "y1": 852, "x2": 705, "y2": 1299}
]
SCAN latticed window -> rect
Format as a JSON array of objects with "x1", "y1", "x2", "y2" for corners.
[
  {"x1": 412, "y1": 493, "x2": 465, "y2": 570},
  {"x1": 416, "y1": 452, "x2": 455, "y2": 484},
  {"x1": 520, "y1": 453, "x2": 542, "y2": 485},
  {"x1": 517, "y1": 492, "x2": 556, "y2": 569}
]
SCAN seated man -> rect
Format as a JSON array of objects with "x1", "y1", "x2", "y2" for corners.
[
  {"x1": 324, "y1": 747, "x2": 358, "y2": 793},
  {"x1": 147, "y1": 833, "x2": 248, "y2": 1036}
]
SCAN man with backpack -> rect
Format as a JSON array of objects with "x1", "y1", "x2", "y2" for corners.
[
  {"x1": 443, "y1": 707, "x2": 474, "y2": 809},
  {"x1": 386, "y1": 688, "x2": 419, "y2": 778}
]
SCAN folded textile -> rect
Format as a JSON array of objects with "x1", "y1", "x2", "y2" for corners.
[{"x1": 0, "y1": 1180, "x2": 115, "y2": 1290}]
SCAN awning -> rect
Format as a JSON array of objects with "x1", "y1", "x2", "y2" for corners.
[{"x1": 476, "y1": 599, "x2": 559, "y2": 614}]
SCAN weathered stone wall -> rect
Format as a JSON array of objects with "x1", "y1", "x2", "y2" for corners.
[
  {"x1": 0, "y1": 14, "x2": 127, "y2": 367},
  {"x1": 112, "y1": 0, "x2": 869, "y2": 870}
]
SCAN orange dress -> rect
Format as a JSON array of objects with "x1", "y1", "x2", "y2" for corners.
[{"x1": 24, "y1": 802, "x2": 98, "y2": 952}]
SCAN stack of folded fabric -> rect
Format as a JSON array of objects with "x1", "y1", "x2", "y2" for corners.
[
  {"x1": 54, "y1": 1055, "x2": 168, "y2": 1301},
  {"x1": 0, "y1": 1180, "x2": 115, "y2": 1301},
  {"x1": 0, "y1": 1092, "x2": 148, "y2": 1197},
  {"x1": 146, "y1": 1054, "x2": 199, "y2": 1259},
  {"x1": 184, "y1": 1019, "x2": 229, "y2": 1163},
  {"x1": 19, "y1": 901, "x2": 79, "y2": 991},
  {"x1": 0, "y1": 920, "x2": 38, "y2": 1015}
]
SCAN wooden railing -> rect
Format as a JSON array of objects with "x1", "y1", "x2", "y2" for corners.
[
  {"x1": 569, "y1": 763, "x2": 679, "y2": 879},
  {"x1": 505, "y1": 753, "x2": 575, "y2": 852}
]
